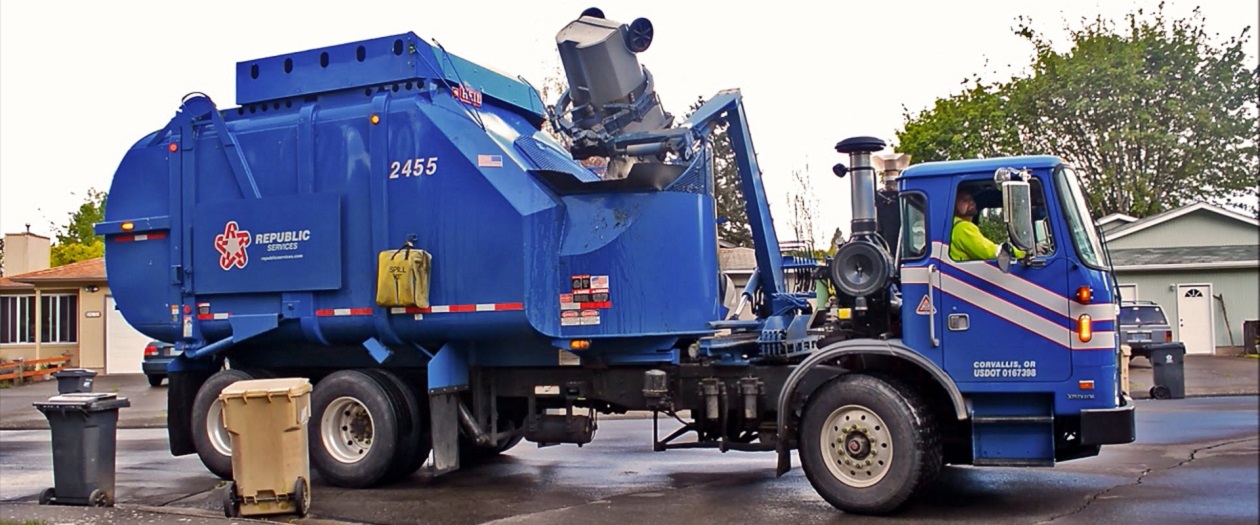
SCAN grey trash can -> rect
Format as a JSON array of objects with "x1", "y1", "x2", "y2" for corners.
[
  {"x1": 53, "y1": 368, "x2": 97, "y2": 394},
  {"x1": 1148, "y1": 342, "x2": 1186, "y2": 400},
  {"x1": 33, "y1": 392, "x2": 131, "y2": 506}
]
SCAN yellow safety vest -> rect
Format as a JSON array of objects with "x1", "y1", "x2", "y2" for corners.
[{"x1": 950, "y1": 217, "x2": 1023, "y2": 261}]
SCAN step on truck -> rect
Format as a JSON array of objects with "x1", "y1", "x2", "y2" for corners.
[{"x1": 95, "y1": 8, "x2": 1135, "y2": 514}]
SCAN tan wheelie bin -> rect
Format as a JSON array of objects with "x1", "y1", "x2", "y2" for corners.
[{"x1": 217, "y1": 377, "x2": 312, "y2": 518}]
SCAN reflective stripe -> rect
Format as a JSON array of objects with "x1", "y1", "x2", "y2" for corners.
[
  {"x1": 1075, "y1": 331, "x2": 1117, "y2": 350},
  {"x1": 114, "y1": 232, "x2": 167, "y2": 242},
  {"x1": 925, "y1": 242, "x2": 1117, "y2": 321},
  {"x1": 902, "y1": 266, "x2": 930, "y2": 284},
  {"x1": 315, "y1": 308, "x2": 373, "y2": 317},
  {"x1": 196, "y1": 313, "x2": 231, "y2": 320},
  {"x1": 388, "y1": 303, "x2": 524, "y2": 315},
  {"x1": 939, "y1": 271, "x2": 1066, "y2": 345},
  {"x1": 903, "y1": 245, "x2": 1117, "y2": 350}
]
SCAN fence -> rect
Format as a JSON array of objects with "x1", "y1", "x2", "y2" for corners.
[{"x1": 0, "y1": 354, "x2": 73, "y2": 385}]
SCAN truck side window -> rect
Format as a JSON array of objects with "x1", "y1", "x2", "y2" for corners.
[
  {"x1": 950, "y1": 180, "x2": 1056, "y2": 262},
  {"x1": 900, "y1": 193, "x2": 927, "y2": 260},
  {"x1": 1029, "y1": 178, "x2": 1056, "y2": 256}
]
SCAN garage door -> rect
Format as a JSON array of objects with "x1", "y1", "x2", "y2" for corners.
[{"x1": 105, "y1": 296, "x2": 149, "y2": 374}]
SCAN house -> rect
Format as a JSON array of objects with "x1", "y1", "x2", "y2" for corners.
[
  {"x1": 1096, "y1": 212, "x2": 1138, "y2": 234},
  {"x1": 1103, "y1": 203, "x2": 1259, "y2": 355},
  {"x1": 0, "y1": 232, "x2": 149, "y2": 374},
  {"x1": 719, "y1": 242, "x2": 827, "y2": 320}
]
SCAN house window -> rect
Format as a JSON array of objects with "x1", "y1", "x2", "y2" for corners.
[
  {"x1": 1, "y1": 294, "x2": 78, "y2": 344},
  {"x1": 41, "y1": 294, "x2": 79, "y2": 343},
  {"x1": 1, "y1": 296, "x2": 35, "y2": 344}
]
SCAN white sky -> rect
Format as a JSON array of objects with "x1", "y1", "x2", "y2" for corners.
[{"x1": 1, "y1": 0, "x2": 1255, "y2": 246}]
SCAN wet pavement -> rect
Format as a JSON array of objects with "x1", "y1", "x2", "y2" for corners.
[
  {"x1": 1, "y1": 397, "x2": 1257, "y2": 525},
  {"x1": 0, "y1": 356, "x2": 1256, "y2": 524}
]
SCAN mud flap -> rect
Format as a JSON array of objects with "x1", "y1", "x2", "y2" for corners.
[
  {"x1": 429, "y1": 392, "x2": 460, "y2": 474},
  {"x1": 167, "y1": 369, "x2": 215, "y2": 456},
  {"x1": 427, "y1": 344, "x2": 466, "y2": 474}
]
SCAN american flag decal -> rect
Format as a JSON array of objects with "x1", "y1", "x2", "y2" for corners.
[{"x1": 478, "y1": 154, "x2": 503, "y2": 168}]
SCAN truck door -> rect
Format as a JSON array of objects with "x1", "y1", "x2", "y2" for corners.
[
  {"x1": 937, "y1": 179, "x2": 1072, "y2": 383},
  {"x1": 897, "y1": 192, "x2": 944, "y2": 366}
]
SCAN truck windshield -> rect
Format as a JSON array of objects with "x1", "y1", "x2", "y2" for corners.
[{"x1": 1055, "y1": 166, "x2": 1108, "y2": 268}]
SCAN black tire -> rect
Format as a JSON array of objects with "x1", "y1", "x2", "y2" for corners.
[
  {"x1": 798, "y1": 374, "x2": 941, "y2": 515},
  {"x1": 1151, "y1": 385, "x2": 1171, "y2": 399},
  {"x1": 460, "y1": 398, "x2": 527, "y2": 464},
  {"x1": 147, "y1": 374, "x2": 165, "y2": 387},
  {"x1": 222, "y1": 481, "x2": 239, "y2": 518},
  {"x1": 362, "y1": 369, "x2": 430, "y2": 482},
  {"x1": 38, "y1": 488, "x2": 54, "y2": 505},
  {"x1": 309, "y1": 370, "x2": 401, "y2": 488},
  {"x1": 192, "y1": 369, "x2": 258, "y2": 480},
  {"x1": 293, "y1": 477, "x2": 309, "y2": 517}
]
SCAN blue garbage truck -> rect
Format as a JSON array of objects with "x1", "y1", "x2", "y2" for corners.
[{"x1": 95, "y1": 9, "x2": 1134, "y2": 514}]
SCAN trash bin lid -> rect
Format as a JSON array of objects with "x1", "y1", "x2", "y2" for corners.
[
  {"x1": 219, "y1": 377, "x2": 312, "y2": 401},
  {"x1": 33, "y1": 392, "x2": 130, "y2": 411},
  {"x1": 53, "y1": 368, "x2": 98, "y2": 379}
]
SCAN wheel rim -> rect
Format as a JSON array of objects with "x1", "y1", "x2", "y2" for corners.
[
  {"x1": 820, "y1": 404, "x2": 894, "y2": 488},
  {"x1": 207, "y1": 400, "x2": 232, "y2": 457},
  {"x1": 322, "y1": 396, "x2": 375, "y2": 464}
]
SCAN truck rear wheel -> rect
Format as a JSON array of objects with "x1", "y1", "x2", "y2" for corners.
[
  {"x1": 362, "y1": 369, "x2": 430, "y2": 482},
  {"x1": 192, "y1": 369, "x2": 260, "y2": 479},
  {"x1": 798, "y1": 374, "x2": 941, "y2": 515},
  {"x1": 310, "y1": 370, "x2": 400, "y2": 488}
]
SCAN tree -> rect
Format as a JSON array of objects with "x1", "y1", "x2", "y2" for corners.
[
  {"x1": 689, "y1": 97, "x2": 753, "y2": 247},
  {"x1": 897, "y1": 79, "x2": 1025, "y2": 163},
  {"x1": 786, "y1": 165, "x2": 820, "y2": 248},
  {"x1": 49, "y1": 189, "x2": 106, "y2": 267},
  {"x1": 897, "y1": 4, "x2": 1259, "y2": 218},
  {"x1": 537, "y1": 63, "x2": 571, "y2": 147}
]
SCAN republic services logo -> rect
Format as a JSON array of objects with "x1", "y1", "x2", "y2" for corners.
[{"x1": 214, "y1": 221, "x2": 251, "y2": 270}]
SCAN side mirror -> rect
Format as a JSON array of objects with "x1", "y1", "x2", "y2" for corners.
[
  {"x1": 1001, "y1": 180, "x2": 1035, "y2": 252},
  {"x1": 997, "y1": 243, "x2": 1014, "y2": 274}
]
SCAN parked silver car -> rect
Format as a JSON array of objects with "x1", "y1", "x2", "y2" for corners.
[{"x1": 1118, "y1": 301, "x2": 1173, "y2": 360}]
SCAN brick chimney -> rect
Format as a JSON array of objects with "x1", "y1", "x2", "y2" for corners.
[{"x1": 3, "y1": 229, "x2": 52, "y2": 276}]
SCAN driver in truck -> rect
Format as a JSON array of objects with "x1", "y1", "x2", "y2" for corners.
[{"x1": 950, "y1": 189, "x2": 1025, "y2": 261}]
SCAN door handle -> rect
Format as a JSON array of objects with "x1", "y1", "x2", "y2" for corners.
[{"x1": 928, "y1": 264, "x2": 940, "y2": 347}]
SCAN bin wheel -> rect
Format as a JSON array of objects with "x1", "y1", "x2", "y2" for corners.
[
  {"x1": 38, "y1": 488, "x2": 54, "y2": 505},
  {"x1": 294, "y1": 477, "x2": 310, "y2": 517},
  {"x1": 222, "y1": 481, "x2": 240, "y2": 518},
  {"x1": 88, "y1": 489, "x2": 110, "y2": 507},
  {"x1": 1151, "y1": 385, "x2": 1171, "y2": 400}
]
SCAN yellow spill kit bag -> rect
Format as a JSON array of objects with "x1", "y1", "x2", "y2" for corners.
[{"x1": 376, "y1": 248, "x2": 431, "y2": 308}]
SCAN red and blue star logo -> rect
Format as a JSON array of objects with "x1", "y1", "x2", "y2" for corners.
[{"x1": 214, "y1": 221, "x2": 251, "y2": 270}]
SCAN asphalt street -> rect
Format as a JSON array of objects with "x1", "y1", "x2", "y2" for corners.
[{"x1": 1, "y1": 396, "x2": 1257, "y2": 525}]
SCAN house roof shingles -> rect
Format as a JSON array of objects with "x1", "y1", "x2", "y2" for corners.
[
  {"x1": 1109, "y1": 245, "x2": 1259, "y2": 268},
  {"x1": 0, "y1": 276, "x2": 35, "y2": 290},
  {"x1": 6, "y1": 257, "x2": 105, "y2": 284}
]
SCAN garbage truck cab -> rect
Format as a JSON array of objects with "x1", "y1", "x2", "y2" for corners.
[{"x1": 893, "y1": 157, "x2": 1131, "y2": 466}]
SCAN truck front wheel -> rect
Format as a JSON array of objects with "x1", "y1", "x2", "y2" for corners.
[{"x1": 798, "y1": 374, "x2": 941, "y2": 515}]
